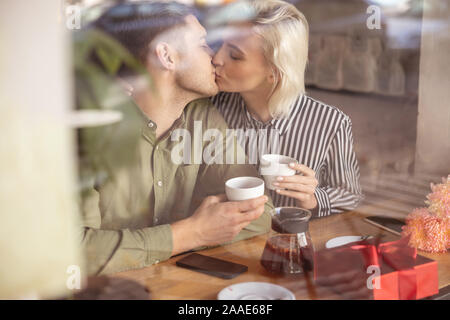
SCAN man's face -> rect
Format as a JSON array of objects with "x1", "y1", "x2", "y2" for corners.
[{"x1": 174, "y1": 15, "x2": 219, "y2": 98}]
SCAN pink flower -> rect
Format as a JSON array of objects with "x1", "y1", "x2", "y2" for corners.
[
  {"x1": 402, "y1": 209, "x2": 448, "y2": 253},
  {"x1": 402, "y1": 175, "x2": 449, "y2": 253},
  {"x1": 426, "y1": 175, "x2": 450, "y2": 218}
]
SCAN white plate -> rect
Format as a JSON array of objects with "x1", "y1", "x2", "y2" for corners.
[
  {"x1": 217, "y1": 282, "x2": 295, "y2": 300},
  {"x1": 325, "y1": 236, "x2": 366, "y2": 249}
]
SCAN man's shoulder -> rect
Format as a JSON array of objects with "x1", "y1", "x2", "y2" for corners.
[{"x1": 185, "y1": 98, "x2": 229, "y2": 129}]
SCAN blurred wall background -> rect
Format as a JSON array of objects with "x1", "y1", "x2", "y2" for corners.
[
  {"x1": 0, "y1": 0, "x2": 83, "y2": 299},
  {"x1": 415, "y1": 0, "x2": 450, "y2": 176}
]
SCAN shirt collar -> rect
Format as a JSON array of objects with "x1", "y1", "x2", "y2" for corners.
[
  {"x1": 240, "y1": 94, "x2": 304, "y2": 135},
  {"x1": 139, "y1": 104, "x2": 186, "y2": 145}
]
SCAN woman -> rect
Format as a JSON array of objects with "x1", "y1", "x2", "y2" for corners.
[{"x1": 211, "y1": 0, "x2": 363, "y2": 217}]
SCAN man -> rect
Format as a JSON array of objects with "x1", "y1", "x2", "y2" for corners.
[{"x1": 80, "y1": 1, "x2": 272, "y2": 275}]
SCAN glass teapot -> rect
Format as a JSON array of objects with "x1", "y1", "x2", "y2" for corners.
[{"x1": 261, "y1": 207, "x2": 314, "y2": 274}]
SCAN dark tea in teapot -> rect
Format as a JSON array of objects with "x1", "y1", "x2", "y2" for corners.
[{"x1": 260, "y1": 207, "x2": 314, "y2": 274}]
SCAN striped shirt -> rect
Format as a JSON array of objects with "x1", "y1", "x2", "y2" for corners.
[{"x1": 211, "y1": 92, "x2": 364, "y2": 218}]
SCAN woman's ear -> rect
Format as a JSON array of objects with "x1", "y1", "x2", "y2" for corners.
[
  {"x1": 154, "y1": 42, "x2": 176, "y2": 70},
  {"x1": 268, "y1": 67, "x2": 280, "y2": 85}
]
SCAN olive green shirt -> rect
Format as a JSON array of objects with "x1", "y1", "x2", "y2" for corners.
[{"x1": 80, "y1": 98, "x2": 273, "y2": 275}]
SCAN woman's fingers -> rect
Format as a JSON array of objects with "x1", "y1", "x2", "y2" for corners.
[
  {"x1": 273, "y1": 182, "x2": 315, "y2": 194},
  {"x1": 276, "y1": 175, "x2": 318, "y2": 187},
  {"x1": 273, "y1": 164, "x2": 318, "y2": 209},
  {"x1": 288, "y1": 163, "x2": 315, "y2": 177}
]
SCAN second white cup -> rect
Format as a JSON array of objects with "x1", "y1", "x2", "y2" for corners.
[{"x1": 259, "y1": 154, "x2": 298, "y2": 191}]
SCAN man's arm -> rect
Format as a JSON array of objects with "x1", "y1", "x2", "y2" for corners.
[
  {"x1": 171, "y1": 194, "x2": 269, "y2": 254},
  {"x1": 192, "y1": 164, "x2": 273, "y2": 243},
  {"x1": 79, "y1": 186, "x2": 174, "y2": 275},
  {"x1": 80, "y1": 182, "x2": 268, "y2": 275},
  {"x1": 230, "y1": 200, "x2": 272, "y2": 242}
]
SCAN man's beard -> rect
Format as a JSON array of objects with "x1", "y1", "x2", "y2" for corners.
[{"x1": 175, "y1": 71, "x2": 219, "y2": 100}]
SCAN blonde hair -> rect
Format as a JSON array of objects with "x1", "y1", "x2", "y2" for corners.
[{"x1": 249, "y1": 0, "x2": 309, "y2": 118}]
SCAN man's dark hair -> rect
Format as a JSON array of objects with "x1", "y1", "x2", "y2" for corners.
[{"x1": 91, "y1": 1, "x2": 194, "y2": 65}]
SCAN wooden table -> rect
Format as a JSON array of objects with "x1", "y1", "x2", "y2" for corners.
[{"x1": 112, "y1": 211, "x2": 449, "y2": 299}]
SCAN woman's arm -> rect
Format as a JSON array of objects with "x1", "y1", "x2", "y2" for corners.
[
  {"x1": 314, "y1": 117, "x2": 364, "y2": 217},
  {"x1": 273, "y1": 116, "x2": 363, "y2": 218}
]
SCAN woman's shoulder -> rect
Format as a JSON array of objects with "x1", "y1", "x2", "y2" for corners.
[{"x1": 299, "y1": 94, "x2": 351, "y2": 124}]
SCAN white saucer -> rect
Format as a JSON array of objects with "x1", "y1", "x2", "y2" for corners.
[
  {"x1": 67, "y1": 110, "x2": 123, "y2": 128},
  {"x1": 325, "y1": 236, "x2": 366, "y2": 249},
  {"x1": 217, "y1": 282, "x2": 295, "y2": 300}
]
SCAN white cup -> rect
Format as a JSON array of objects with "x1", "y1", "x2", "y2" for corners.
[
  {"x1": 225, "y1": 176, "x2": 265, "y2": 201},
  {"x1": 259, "y1": 154, "x2": 298, "y2": 191}
]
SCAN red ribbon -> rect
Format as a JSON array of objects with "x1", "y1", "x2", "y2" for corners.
[{"x1": 350, "y1": 236, "x2": 418, "y2": 299}]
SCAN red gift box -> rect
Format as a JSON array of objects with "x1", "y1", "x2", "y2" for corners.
[{"x1": 314, "y1": 237, "x2": 439, "y2": 300}]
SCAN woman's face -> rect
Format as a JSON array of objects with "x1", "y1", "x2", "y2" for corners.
[{"x1": 212, "y1": 25, "x2": 274, "y2": 93}]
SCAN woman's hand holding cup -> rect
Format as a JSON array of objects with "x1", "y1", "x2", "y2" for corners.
[{"x1": 272, "y1": 163, "x2": 319, "y2": 210}]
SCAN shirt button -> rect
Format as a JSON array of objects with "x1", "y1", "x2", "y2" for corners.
[
  {"x1": 157, "y1": 180, "x2": 163, "y2": 187},
  {"x1": 155, "y1": 260, "x2": 160, "y2": 264},
  {"x1": 155, "y1": 145, "x2": 159, "y2": 150},
  {"x1": 154, "y1": 217, "x2": 159, "y2": 223},
  {"x1": 148, "y1": 121, "x2": 154, "y2": 128}
]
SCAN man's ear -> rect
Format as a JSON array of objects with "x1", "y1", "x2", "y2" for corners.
[{"x1": 154, "y1": 42, "x2": 177, "y2": 70}]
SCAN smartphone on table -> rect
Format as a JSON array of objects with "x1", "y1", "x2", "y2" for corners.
[
  {"x1": 364, "y1": 215, "x2": 405, "y2": 235},
  {"x1": 176, "y1": 253, "x2": 248, "y2": 279}
]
